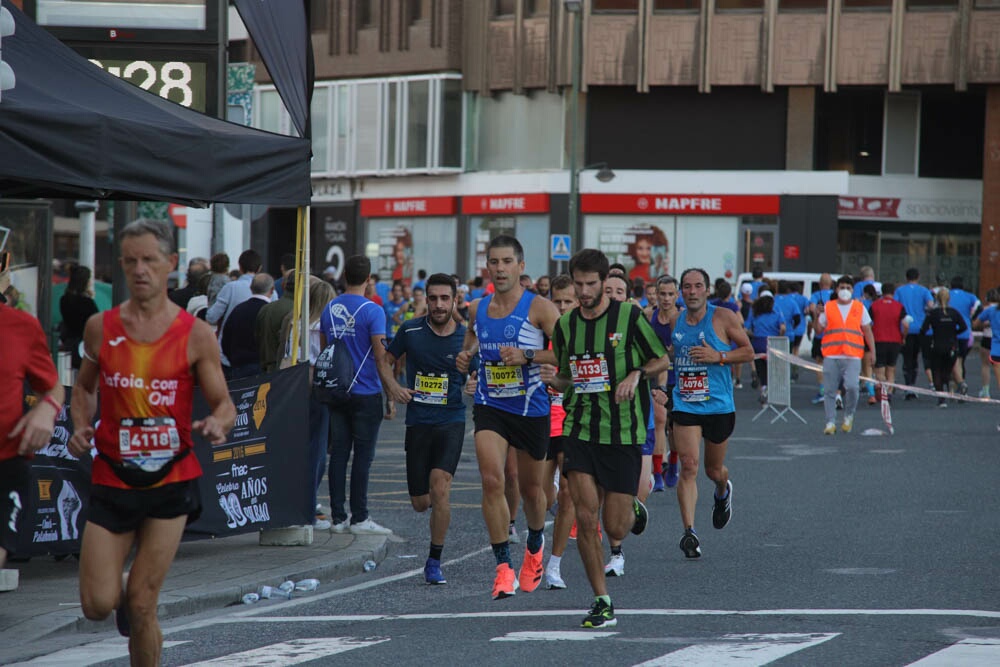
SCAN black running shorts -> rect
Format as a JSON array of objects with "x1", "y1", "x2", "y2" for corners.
[
  {"x1": 561, "y1": 438, "x2": 641, "y2": 496},
  {"x1": 88, "y1": 479, "x2": 202, "y2": 534},
  {"x1": 404, "y1": 422, "x2": 465, "y2": 497},
  {"x1": 874, "y1": 342, "x2": 901, "y2": 368},
  {"x1": 670, "y1": 410, "x2": 736, "y2": 445},
  {"x1": 811, "y1": 336, "x2": 824, "y2": 360},
  {"x1": 547, "y1": 435, "x2": 566, "y2": 461},
  {"x1": 473, "y1": 404, "x2": 549, "y2": 461},
  {"x1": 0, "y1": 457, "x2": 30, "y2": 555}
]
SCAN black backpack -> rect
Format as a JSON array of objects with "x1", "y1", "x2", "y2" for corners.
[{"x1": 312, "y1": 300, "x2": 373, "y2": 407}]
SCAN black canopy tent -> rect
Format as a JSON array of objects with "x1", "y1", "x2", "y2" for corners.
[{"x1": 0, "y1": 0, "x2": 311, "y2": 207}]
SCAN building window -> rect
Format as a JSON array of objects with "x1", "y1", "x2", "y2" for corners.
[
  {"x1": 654, "y1": 0, "x2": 701, "y2": 9},
  {"x1": 778, "y1": 0, "x2": 825, "y2": 9},
  {"x1": 256, "y1": 74, "x2": 465, "y2": 177},
  {"x1": 358, "y1": 0, "x2": 374, "y2": 28},
  {"x1": 976, "y1": 0, "x2": 1000, "y2": 6},
  {"x1": 526, "y1": 0, "x2": 551, "y2": 15},
  {"x1": 907, "y1": 0, "x2": 958, "y2": 6},
  {"x1": 409, "y1": 0, "x2": 423, "y2": 22},
  {"x1": 842, "y1": 0, "x2": 891, "y2": 9},
  {"x1": 593, "y1": 0, "x2": 640, "y2": 11},
  {"x1": 493, "y1": 0, "x2": 515, "y2": 16},
  {"x1": 814, "y1": 89, "x2": 884, "y2": 175},
  {"x1": 715, "y1": 0, "x2": 764, "y2": 9}
]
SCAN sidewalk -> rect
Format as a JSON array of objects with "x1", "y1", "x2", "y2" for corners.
[{"x1": 0, "y1": 527, "x2": 389, "y2": 652}]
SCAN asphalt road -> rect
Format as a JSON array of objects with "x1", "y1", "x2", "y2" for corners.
[{"x1": 10, "y1": 364, "x2": 1000, "y2": 666}]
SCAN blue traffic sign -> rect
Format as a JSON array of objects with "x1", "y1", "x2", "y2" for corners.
[{"x1": 550, "y1": 234, "x2": 571, "y2": 261}]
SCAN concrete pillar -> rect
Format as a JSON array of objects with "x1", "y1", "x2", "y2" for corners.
[
  {"x1": 980, "y1": 86, "x2": 1000, "y2": 296},
  {"x1": 785, "y1": 87, "x2": 815, "y2": 171}
]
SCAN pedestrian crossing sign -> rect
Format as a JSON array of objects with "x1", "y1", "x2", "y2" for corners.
[{"x1": 550, "y1": 234, "x2": 571, "y2": 261}]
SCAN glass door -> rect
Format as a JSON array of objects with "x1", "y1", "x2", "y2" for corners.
[{"x1": 741, "y1": 226, "x2": 777, "y2": 273}]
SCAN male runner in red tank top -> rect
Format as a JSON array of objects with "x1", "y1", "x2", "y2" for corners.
[{"x1": 68, "y1": 219, "x2": 235, "y2": 666}]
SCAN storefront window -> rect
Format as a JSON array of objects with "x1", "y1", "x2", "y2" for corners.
[
  {"x1": 594, "y1": 0, "x2": 640, "y2": 11},
  {"x1": 368, "y1": 218, "x2": 457, "y2": 287},
  {"x1": 310, "y1": 87, "x2": 329, "y2": 173},
  {"x1": 469, "y1": 215, "x2": 549, "y2": 284},
  {"x1": 654, "y1": 0, "x2": 700, "y2": 10},
  {"x1": 836, "y1": 228, "x2": 980, "y2": 290}
]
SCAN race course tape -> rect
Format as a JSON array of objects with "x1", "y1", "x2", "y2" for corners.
[{"x1": 769, "y1": 349, "x2": 1000, "y2": 406}]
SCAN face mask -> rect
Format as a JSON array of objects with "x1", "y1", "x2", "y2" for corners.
[{"x1": 838, "y1": 289, "x2": 853, "y2": 301}]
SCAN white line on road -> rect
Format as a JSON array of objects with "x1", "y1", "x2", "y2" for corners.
[
  {"x1": 177, "y1": 637, "x2": 390, "y2": 667},
  {"x1": 7, "y1": 640, "x2": 189, "y2": 666},
  {"x1": 630, "y1": 633, "x2": 839, "y2": 666},
  {"x1": 491, "y1": 631, "x2": 618, "y2": 641},
  {"x1": 904, "y1": 638, "x2": 1000, "y2": 666}
]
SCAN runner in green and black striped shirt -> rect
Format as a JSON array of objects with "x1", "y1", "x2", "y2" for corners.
[{"x1": 540, "y1": 249, "x2": 671, "y2": 630}]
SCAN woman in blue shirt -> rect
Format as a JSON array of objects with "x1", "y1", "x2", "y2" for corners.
[{"x1": 744, "y1": 290, "x2": 786, "y2": 404}]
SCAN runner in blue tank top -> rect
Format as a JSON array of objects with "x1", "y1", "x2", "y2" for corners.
[
  {"x1": 668, "y1": 268, "x2": 754, "y2": 560},
  {"x1": 456, "y1": 235, "x2": 561, "y2": 601}
]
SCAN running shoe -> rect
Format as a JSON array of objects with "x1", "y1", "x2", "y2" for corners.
[
  {"x1": 841, "y1": 416, "x2": 853, "y2": 433},
  {"x1": 734, "y1": 380, "x2": 743, "y2": 389},
  {"x1": 665, "y1": 458, "x2": 679, "y2": 488},
  {"x1": 959, "y1": 382, "x2": 969, "y2": 396},
  {"x1": 331, "y1": 518, "x2": 351, "y2": 534},
  {"x1": 508, "y1": 522, "x2": 520, "y2": 544},
  {"x1": 652, "y1": 473, "x2": 665, "y2": 492},
  {"x1": 758, "y1": 387, "x2": 768, "y2": 405},
  {"x1": 581, "y1": 598, "x2": 617, "y2": 628},
  {"x1": 867, "y1": 394, "x2": 877, "y2": 406},
  {"x1": 349, "y1": 518, "x2": 393, "y2": 535},
  {"x1": 905, "y1": 391, "x2": 917, "y2": 401},
  {"x1": 979, "y1": 387, "x2": 990, "y2": 399},
  {"x1": 630, "y1": 498, "x2": 649, "y2": 536},
  {"x1": 492, "y1": 563, "x2": 518, "y2": 600},
  {"x1": 823, "y1": 422, "x2": 836, "y2": 435},
  {"x1": 751, "y1": 375, "x2": 760, "y2": 390},
  {"x1": 937, "y1": 399, "x2": 948, "y2": 409},
  {"x1": 679, "y1": 528, "x2": 701, "y2": 559},
  {"x1": 518, "y1": 539, "x2": 545, "y2": 593},
  {"x1": 314, "y1": 517, "x2": 332, "y2": 531},
  {"x1": 835, "y1": 394, "x2": 843, "y2": 410},
  {"x1": 604, "y1": 552, "x2": 625, "y2": 577},
  {"x1": 545, "y1": 568, "x2": 566, "y2": 590},
  {"x1": 811, "y1": 393, "x2": 824, "y2": 405},
  {"x1": 115, "y1": 602, "x2": 130, "y2": 638},
  {"x1": 424, "y1": 557, "x2": 446, "y2": 585},
  {"x1": 712, "y1": 480, "x2": 733, "y2": 529}
]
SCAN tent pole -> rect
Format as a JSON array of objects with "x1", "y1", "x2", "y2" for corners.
[
  {"x1": 300, "y1": 206, "x2": 311, "y2": 363},
  {"x1": 290, "y1": 206, "x2": 304, "y2": 365}
]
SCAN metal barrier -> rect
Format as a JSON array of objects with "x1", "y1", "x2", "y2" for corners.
[{"x1": 752, "y1": 336, "x2": 806, "y2": 425}]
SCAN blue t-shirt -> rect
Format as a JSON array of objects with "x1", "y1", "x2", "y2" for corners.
[
  {"x1": 853, "y1": 279, "x2": 875, "y2": 299},
  {"x1": 774, "y1": 294, "x2": 803, "y2": 336},
  {"x1": 895, "y1": 283, "x2": 934, "y2": 331},
  {"x1": 745, "y1": 310, "x2": 786, "y2": 355},
  {"x1": 809, "y1": 289, "x2": 834, "y2": 338},
  {"x1": 948, "y1": 288, "x2": 979, "y2": 342},
  {"x1": 319, "y1": 294, "x2": 386, "y2": 396},
  {"x1": 387, "y1": 317, "x2": 468, "y2": 426},
  {"x1": 383, "y1": 298, "x2": 407, "y2": 339},
  {"x1": 977, "y1": 306, "x2": 1000, "y2": 357}
]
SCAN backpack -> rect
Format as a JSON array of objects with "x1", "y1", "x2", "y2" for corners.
[{"x1": 312, "y1": 300, "x2": 374, "y2": 407}]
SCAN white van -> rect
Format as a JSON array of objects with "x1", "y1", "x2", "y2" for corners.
[{"x1": 734, "y1": 272, "x2": 826, "y2": 303}]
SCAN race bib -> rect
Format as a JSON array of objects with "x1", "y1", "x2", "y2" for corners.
[
  {"x1": 548, "y1": 385, "x2": 564, "y2": 407},
  {"x1": 484, "y1": 361, "x2": 525, "y2": 398},
  {"x1": 413, "y1": 372, "x2": 448, "y2": 405},
  {"x1": 678, "y1": 370, "x2": 710, "y2": 402},
  {"x1": 118, "y1": 416, "x2": 180, "y2": 472},
  {"x1": 570, "y1": 353, "x2": 611, "y2": 394}
]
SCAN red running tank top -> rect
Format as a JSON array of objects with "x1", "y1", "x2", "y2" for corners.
[{"x1": 93, "y1": 306, "x2": 201, "y2": 489}]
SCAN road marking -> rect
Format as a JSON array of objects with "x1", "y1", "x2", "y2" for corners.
[
  {"x1": 209, "y1": 609, "x2": 1000, "y2": 625},
  {"x1": 732, "y1": 456, "x2": 794, "y2": 461},
  {"x1": 492, "y1": 631, "x2": 618, "y2": 641},
  {"x1": 8, "y1": 640, "x2": 189, "y2": 666},
  {"x1": 904, "y1": 638, "x2": 1000, "y2": 666},
  {"x1": 631, "y1": 633, "x2": 839, "y2": 666},
  {"x1": 824, "y1": 568, "x2": 896, "y2": 575},
  {"x1": 178, "y1": 637, "x2": 389, "y2": 666}
]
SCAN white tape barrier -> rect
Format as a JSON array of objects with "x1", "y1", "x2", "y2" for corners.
[{"x1": 768, "y1": 349, "x2": 1000, "y2": 406}]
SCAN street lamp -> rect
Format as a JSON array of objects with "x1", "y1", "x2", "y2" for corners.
[{"x1": 565, "y1": 0, "x2": 584, "y2": 253}]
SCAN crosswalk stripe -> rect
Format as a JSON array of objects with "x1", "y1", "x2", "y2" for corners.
[
  {"x1": 492, "y1": 631, "x2": 618, "y2": 641},
  {"x1": 7, "y1": 640, "x2": 189, "y2": 667},
  {"x1": 177, "y1": 637, "x2": 390, "y2": 667},
  {"x1": 904, "y1": 638, "x2": 1000, "y2": 666},
  {"x1": 630, "y1": 633, "x2": 840, "y2": 667}
]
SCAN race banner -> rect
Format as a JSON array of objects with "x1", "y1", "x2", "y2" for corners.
[
  {"x1": 186, "y1": 363, "x2": 313, "y2": 537},
  {"x1": 16, "y1": 364, "x2": 313, "y2": 556}
]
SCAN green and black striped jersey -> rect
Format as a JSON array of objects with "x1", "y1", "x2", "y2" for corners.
[{"x1": 552, "y1": 299, "x2": 667, "y2": 445}]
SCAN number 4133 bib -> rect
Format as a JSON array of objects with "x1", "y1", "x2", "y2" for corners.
[{"x1": 569, "y1": 353, "x2": 611, "y2": 394}]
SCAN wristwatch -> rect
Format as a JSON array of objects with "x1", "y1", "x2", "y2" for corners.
[
  {"x1": 719, "y1": 351, "x2": 728, "y2": 366},
  {"x1": 523, "y1": 349, "x2": 536, "y2": 363}
]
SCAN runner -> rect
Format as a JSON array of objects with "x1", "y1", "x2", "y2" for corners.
[
  {"x1": 974, "y1": 294, "x2": 1000, "y2": 406},
  {"x1": 541, "y1": 274, "x2": 578, "y2": 590},
  {"x1": 650, "y1": 275, "x2": 681, "y2": 490},
  {"x1": 669, "y1": 268, "x2": 754, "y2": 559},
  {"x1": 381, "y1": 274, "x2": 471, "y2": 585},
  {"x1": 542, "y1": 248, "x2": 670, "y2": 628},
  {"x1": 807, "y1": 273, "x2": 835, "y2": 404},
  {"x1": 456, "y1": 235, "x2": 561, "y2": 600},
  {"x1": 869, "y1": 283, "x2": 908, "y2": 399},
  {"x1": 894, "y1": 268, "x2": 934, "y2": 400},
  {"x1": 67, "y1": 219, "x2": 235, "y2": 665},
  {"x1": 1, "y1": 269, "x2": 65, "y2": 590}
]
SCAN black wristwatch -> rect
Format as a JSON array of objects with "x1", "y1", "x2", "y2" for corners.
[{"x1": 523, "y1": 348, "x2": 536, "y2": 363}]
